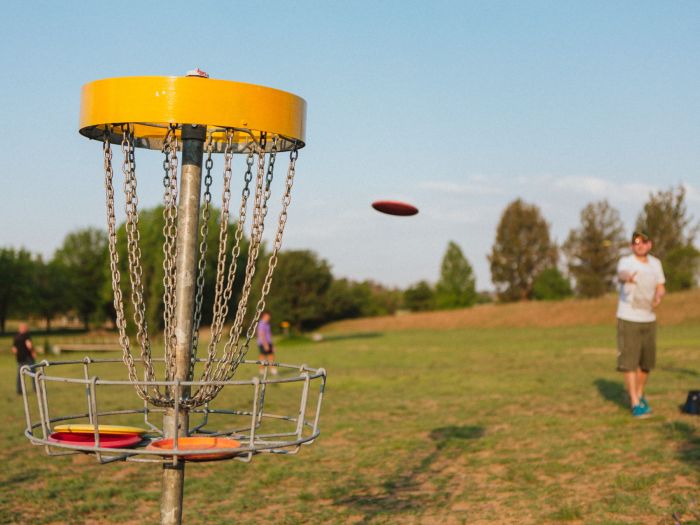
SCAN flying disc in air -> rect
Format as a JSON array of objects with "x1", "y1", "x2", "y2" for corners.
[
  {"x1": 371, "y1": 200, "x2": 419, "y2": 216},
  {"x1": 49, "y1": 432, "x2": 143, "y2": 448}
]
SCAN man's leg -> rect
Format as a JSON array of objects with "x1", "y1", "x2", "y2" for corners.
[
  {"x1": 636, "y1": 368, "x2": 649, "y2": 401},
  {"x1": 16, "y1": 364, "x2": 22, "y2": 395},
  {"x1": 623, "y1": 371, "x2": 640, "y2": 407}
]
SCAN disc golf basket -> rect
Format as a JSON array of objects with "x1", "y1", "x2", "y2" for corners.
[{"x1": 20, "y1": 73, "x2": 326, "y2": 525}]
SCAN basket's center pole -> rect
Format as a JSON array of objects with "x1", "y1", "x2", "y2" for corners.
[{"x1": 161, "y1": 124, "x2": 206, "y2": 525}]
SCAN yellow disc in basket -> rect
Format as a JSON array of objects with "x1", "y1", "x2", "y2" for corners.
[{"x1": 53, "y1": 424, "x2": 147, "y2": 435}]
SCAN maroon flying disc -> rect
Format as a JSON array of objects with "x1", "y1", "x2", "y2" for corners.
[
  {"x1": 49, "y1": 432, "x2": 142, "y2": 449},
  {"x1": 371, "y1": 200, "x2": 419, "y2": 216}
]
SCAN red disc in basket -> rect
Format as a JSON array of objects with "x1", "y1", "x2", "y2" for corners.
[
  {"x1": 371, "y1": 200, "x2": 419, "y2": 216},
  {"x1": 49, "y1": 432, "x2": 142, "y2": 449}
]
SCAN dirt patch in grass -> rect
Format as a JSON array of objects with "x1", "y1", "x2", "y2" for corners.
[{"x1": 322, "y1": 289, "x2": 700, "y2": 334}]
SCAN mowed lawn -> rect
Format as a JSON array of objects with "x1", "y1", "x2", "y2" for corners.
[{"x1": 1, "y1": 322, "x2": 699, "y2": 524}]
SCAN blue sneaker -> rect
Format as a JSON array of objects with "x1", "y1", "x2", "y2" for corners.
[
  {"x1": 639, "y1": 396, "x2": 651, "y2": 413},
  {"x1": 632, "y1": 404, "x2": 651, "y2": 418}
]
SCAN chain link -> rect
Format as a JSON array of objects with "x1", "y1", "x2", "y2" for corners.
[
  {"x1": 115, "y1": 127, "x2": 169, "y2": 406},
  {"x1": 238, "y1": 144, "x2": 296, "y2": 368},
  {"x1": 102, "y1": 126, "x2": 300, "y2": 409},
  {"x1": 190, "y1": 133, "x2": 255, "y2": 405},
  {"x1": 161, "y1": 126, "x2": 180, "y2": 387},
  {"x1": 188, "y1": 134, "x2": 215, "y2": 378},
  {"x1": 196, "y1": 138, "x2": 295, "y2": 403},
  {"x1": 103, "y1": 130, "x2": 149, "y2": 401}
]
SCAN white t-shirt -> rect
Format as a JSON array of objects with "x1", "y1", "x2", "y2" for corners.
[{"x1": 616, "y1": 254, "x2": 665, "y2": 322}]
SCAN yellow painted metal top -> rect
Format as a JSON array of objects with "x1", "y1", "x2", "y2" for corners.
[{"x1": 79, "y1": 76, "x2": 306, "y2": 151}]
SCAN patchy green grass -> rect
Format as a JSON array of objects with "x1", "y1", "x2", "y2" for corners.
[{"x1": 1, "y1": 323, "x2": 699, "y2": 524}]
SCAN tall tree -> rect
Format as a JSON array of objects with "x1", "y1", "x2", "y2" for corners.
[
  {"x1": 532, "y1": 268, "x2": 573, "y2": 301},
  {"x1": 563, "y1": 200, "x2": 627, "y2": 297},
  {"x1": 263, "y1": 250, "x2": 333, "y2": 332},
  {"x1": 0, "y1": 248, "x2": 33, "y2": 333},
  {"x1": 324, "y1": 278, "x2": 364, "y2": 321},
  {"x1": 112, "y1": 205, "x2": 250, "y2": 331},
  {"x1": 54, "y1": 228, "x2": 108, "y2": 330},
  {"x1": 488, "y1": 199, "x2": 557, "y2": 301},
  {"x1": 32, "y1": 257, "x2": 70, "y2": 331},
  {"x1": 635, "y1": 185, "x2": 699, "y2": 291},
  {"x1": 324, "y1": 279, "x2": 400, "y2": 321},
  {"x1": 435, "y1": 241, "x2": 477, "y2": 308},
  {"x1": 663, "y1": 245, "x2": 700, "y2": 291},
  {"x1": 403, "y1": 281, "x2": 435, "y2": 312}
]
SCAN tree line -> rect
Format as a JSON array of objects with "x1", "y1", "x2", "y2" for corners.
[{"x1": 0, "y1": 185, "x2": 697, "y2": 334}]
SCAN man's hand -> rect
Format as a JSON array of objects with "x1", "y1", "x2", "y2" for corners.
[
  {"x1": 653, "y1": 284, "x2": 666, "y2": 307},
  {"x1": 619, "y1": 271, "x2": 637, "y2": 284}
]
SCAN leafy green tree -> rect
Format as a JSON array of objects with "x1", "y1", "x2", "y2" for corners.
[
  {"x1": 435, "y1": 241, "x2": 477, "y2": 308},
  {"x1": 532, "y1": 268, "x2": 573, "y2": 301},
  {"x1": 403, "y1": 281, "x2": 435, "y2": 312},
  {"x1": 325, "y1": 278, "x2": 364, "y2": 321},
  {"x1": 325, "y1": 279, "x2": 401, "y2": 321},
  {"x1": 635, "y1": 185, "x2": 699, "y2": 291},
  {"x1": 635, "y1": 185, "x2": 697, "y2": 259},
  {"x1": 32, "y1": 257, "x2": 71, "y2": 331},
  {"x1": 357, "y1": 280, "x2": 402, "y2": 317},
  {"x1": 112, "y1": 205, "x2": 250, "y2": 331},
  {"x1": 562, "y1": 200, "x2": 627, "y2": 297},
  {"x1": 0, "y1": 247, "x2": 33, "y2": 333},
  {"x1": 54, "y1": 228, "x2": 108, "y2": 330},
  {"x1": 488, "y1": 199, "x2": 557, "y2": 301},
  {"x1": 663, "y1": 245, "x2": 700, "y2": 291},
  {"x1": 263, "y1": 250, "x2": 333, "y2": 332}
]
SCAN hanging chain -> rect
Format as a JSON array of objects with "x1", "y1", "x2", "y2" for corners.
[
  {"x1": 161, "y1": 126, "x2": 180, "y2": 386},
  {"x1": 198, "y1": 137, "x2": 291, "y2": 403},
  {"x1": 102, "y1": 126, "x2": 299, "y2": 409},
  {"x1": 236, "y1": 143, "x2": 296, "y2": 371},
  {"x1": 121, "y1": 126, "x2": 169, "y2": 406},
  {"x1": 206, "y1": 129, "x2": 235, "y2": 346},
  {"x1": 203, "y1": 138, "x2": 268, "y2": 389},
  {"x1": 188, "y1": 134, "x2": 215, "y2": 378},
  {"x1": 190, "y1": 133, "x2": 255, "y2": 405},
  {"x1": 103, "y1": 130, "x2": 149, "y2": 401}
]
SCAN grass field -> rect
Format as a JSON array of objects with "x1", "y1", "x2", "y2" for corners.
[{"x1": 1, "y1": 311, "x2": 699, "y2": 523}]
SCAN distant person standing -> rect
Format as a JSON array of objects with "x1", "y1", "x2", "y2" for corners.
[
  {"x1": 616, "y1": 231, "x2": 666, "y2": 418},
  {"x1": 12, "y1": 323, "x2": 37, "y2": 395},
  {"x1": 257, "y1": 312, "x2": 277, "y2": 375}
]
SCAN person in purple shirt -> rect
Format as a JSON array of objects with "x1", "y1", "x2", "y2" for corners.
[{"x1": 257, "y1": 311, "x2": 277, "y2": 375}]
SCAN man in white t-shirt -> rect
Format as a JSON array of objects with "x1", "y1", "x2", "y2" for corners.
[{"x1": 616, "y1": 231, "x2": 666, "y2": 418}]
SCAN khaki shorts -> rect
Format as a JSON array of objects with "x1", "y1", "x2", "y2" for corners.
[{"x1": 616, "y1": 319, "x2": 656, "y2": 372}]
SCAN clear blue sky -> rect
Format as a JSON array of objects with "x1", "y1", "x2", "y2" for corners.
[{"x1": 1, "y1": 1, "x2": 698, "y2": 290}]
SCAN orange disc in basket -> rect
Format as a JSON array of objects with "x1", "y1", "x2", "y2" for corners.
[{"x1": 147, "y1": 437, "x2": 242, "y2": 461}]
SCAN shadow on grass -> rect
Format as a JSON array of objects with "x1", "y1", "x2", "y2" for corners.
[
  {"x1": 334, "y1": 425, "x2": 484, "y2": 522},
  {"x1": 319, "y1": 332, "x2": 383, "y2": 342},
  {"x1": 662, "y1": 422, "x2": 700, "y2": 471},
  {"x1": 594, "y1": 378, "x2": 628, "y2": 409},
  {"x1": 659, "y1": 366, "x2": 700, "y2": 378}
]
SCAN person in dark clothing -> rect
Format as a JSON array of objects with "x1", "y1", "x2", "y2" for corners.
[{"x1": 12, "y1": 323, "x2": 36, "y2": 394}]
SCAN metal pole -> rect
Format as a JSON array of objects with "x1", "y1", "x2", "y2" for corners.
[{"x1": 161, "y1": 124, "x2": 206, "y2": 525}]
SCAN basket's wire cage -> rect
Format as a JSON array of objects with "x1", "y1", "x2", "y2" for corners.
[{"x1": 20, "y1": 72, "x2": 326, "y2": 525}]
